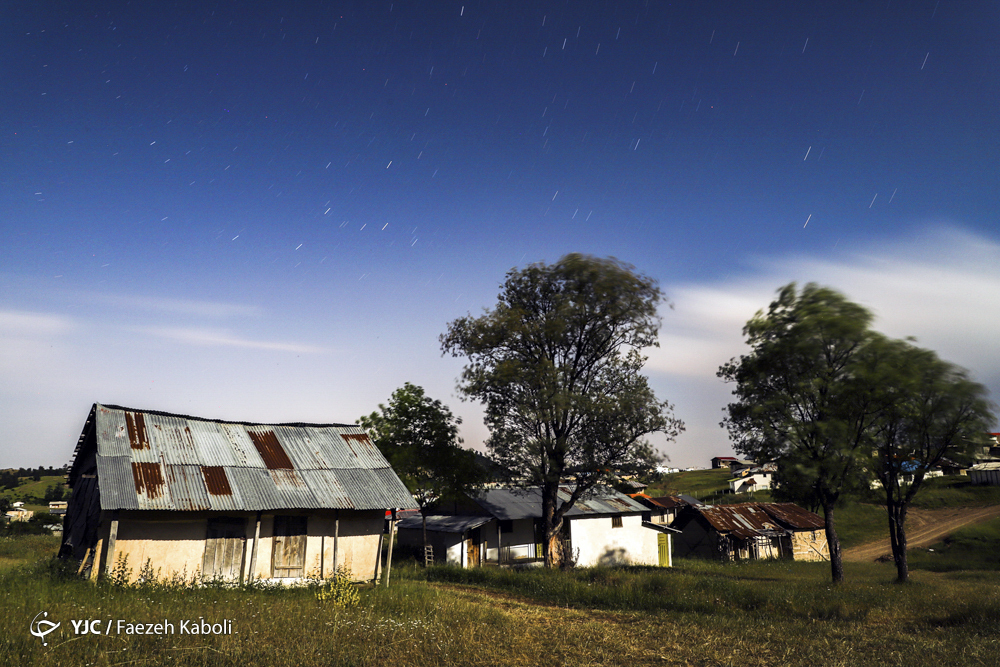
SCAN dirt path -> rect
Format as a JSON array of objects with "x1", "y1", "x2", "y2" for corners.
[{"x1": 842, "y1": 505, "x2": 1000, "y2": 562}]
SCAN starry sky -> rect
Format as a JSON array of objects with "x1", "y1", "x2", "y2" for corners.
[{"x1": 3, "y1": 0, "x2": 999, "y2": 470}]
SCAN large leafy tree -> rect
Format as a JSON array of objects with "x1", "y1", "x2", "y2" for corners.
[
  {"x1": 359, "y1": 383, "x2": 485, "y2": 556},
  {"x1": 718, "y1": 283, "x2": 882, "y2": 583},
  {"x1": 862, "y1": 337, "x2": 995, "y2": 582},
  {"x1": 441, "y1": 254, "x2": 684, "y2": 568}
]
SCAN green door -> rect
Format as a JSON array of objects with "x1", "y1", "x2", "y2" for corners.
[{"x1": 657, "y1": 533, "x2": 670, "y2": 567}]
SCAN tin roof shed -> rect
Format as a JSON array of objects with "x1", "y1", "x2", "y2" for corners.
[{"x1": 68, "y1": 403, "x2": 418, "y2": 512}]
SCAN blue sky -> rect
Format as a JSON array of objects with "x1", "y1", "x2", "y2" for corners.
[{"x1": 2, "y1": 1, "x2": 998, "y2": 469}]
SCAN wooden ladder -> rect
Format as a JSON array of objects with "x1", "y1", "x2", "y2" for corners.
[{"x1": 423, "y1": 545, "x2": 434, "y2": 567}]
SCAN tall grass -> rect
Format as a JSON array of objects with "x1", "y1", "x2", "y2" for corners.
[{"x1": 3, "y1": 536, "x2": 1000, "y2": 666}]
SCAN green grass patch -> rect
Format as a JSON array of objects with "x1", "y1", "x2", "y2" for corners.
[
  {"x1": 4, "y1": 535, "x2": 1000, "y2": 666},
  {"x1": 906, "y1": 475, "x2": 1000, "y2": 509},
  {"x1": 645, "y1": 468, "x2": 732, "y2": 500},
  {"x1": 908, "y1": 517, "x2": 1000, "y2": 573}
]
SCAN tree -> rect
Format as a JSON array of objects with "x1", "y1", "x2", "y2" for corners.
[
  {"x1": 441, "y1": 254, "x2": 683, "y2": 568},
  {"x1": 359, "y1": 383, "x2": 485, "y2": 559},
  {"x1": 863, "y1": 337, "x2": 995, "y2": 582},
  {"x1": 718, "y1": 283, "x2": 882, "y2": 583}
]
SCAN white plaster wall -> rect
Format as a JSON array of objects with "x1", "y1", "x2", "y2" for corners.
[{"x1": 569, "y1": 514, "x2": 658, "y2": 567}]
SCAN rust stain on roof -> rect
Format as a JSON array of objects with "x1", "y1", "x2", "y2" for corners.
[
  {"x1": 131, "y1": 462, "x2": 165, "y2": 498},
  {"x1": 201, "y1": 466, "x2": 233, "y2": 496},
  {"x1": 247, "y1": 429, "x2": 294, "y2": 470},
  {"x1": 125, "y1": 411, "x2": 150, "y2": 450}
]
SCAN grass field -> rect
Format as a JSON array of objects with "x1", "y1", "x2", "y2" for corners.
[
  {"x1": 3, "y1": 534, "x2": 1000, "y2": 667},
  {"x1": 0, "y1": 475, "x2": 69, "y2": 513}
]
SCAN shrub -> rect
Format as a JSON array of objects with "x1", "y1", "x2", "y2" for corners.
[{"x1": 314, "y1": 567, "x2": 360, "y2": 607}]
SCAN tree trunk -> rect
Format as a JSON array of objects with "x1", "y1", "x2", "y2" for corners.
[
  {"x1": 887, "y1": 500, "x2": 909, "y2": 583},
  {"x1": 822, "y1": 500, "x2": 845, "y2": 583},
  {"x1": 541, "y1": 483, "x2": 563, "y2": 568}
]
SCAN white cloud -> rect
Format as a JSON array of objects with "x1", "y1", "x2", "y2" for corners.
[
  {"x1": 648, "y1": 225, "x2": 1000, "y2": 468},
  {"x1": 81, "y1": 292, "x2": 262, "y2": 318},
  {"x1": 0, "y1": 309, "x2": 75, "y2": 335},
  {"x1": 138, "y1": 326, "x2": 328, "y2": 354}
]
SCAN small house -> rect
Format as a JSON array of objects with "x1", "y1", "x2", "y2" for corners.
[
  {"x1": 727, "y1": 463, "x2": 775, "y2": 494},
  {"x1": 630, "y1": 493, "x2": 689, "y2": 526},
  {"x1": 672, "y1": 502, "x2": 828, "y2": 562},
  {"x1": 397, "y1": 486, "x2": 679, "y2": 568},
  {"x1": 711, "y1": 456, "x2": 738, "y2": 469},
  {"x1": 60, "y1": 403, "x2": 418, "y2": 584}
]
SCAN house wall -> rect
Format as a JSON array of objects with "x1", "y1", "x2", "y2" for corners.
[
  {"x1": 970, "y1": 468, "x2": 1000, "y2": 486},
  {"x1": 729, "y1": 473, "x2": 772, "y2": 494},
  {"x1": 95, "y1": 509, "x2": 384, "y2": 584},
  {"x1": 396, "y1": 527, "x2": 466, "y2": 566},
  {"x1": 675, "y1": 520, "x2": 725, "y2": 560},
  {"x1": 569, "y1": 514, "x2": 658, "y2": 566},
  {"x1": 789, "y1": 529, "x2": 829, "y2": 562}
]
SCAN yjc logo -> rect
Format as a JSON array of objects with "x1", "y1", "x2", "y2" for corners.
[{"x1": 30, "y1": 611, "x2": 61, "y2": 646}]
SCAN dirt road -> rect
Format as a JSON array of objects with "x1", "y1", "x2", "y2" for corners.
[{"x1": 842, "y1": 505, "x2": 1000, "y2": 562}]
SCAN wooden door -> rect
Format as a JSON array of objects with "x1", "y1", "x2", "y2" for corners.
[
  {"x1": 272, "y1": 516, "x2": 307, "y2": 578},
  {"x1": 467, "y1": 527, "x2": 481, "y2": 567},
  {"x1": 203, "y1": 518, "x2": 246, "y2": 580},
  {"x1": 657, "y1": 532, "x2": 670, "y2": 567}
]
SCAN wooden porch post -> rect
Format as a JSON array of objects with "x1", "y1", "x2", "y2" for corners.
[
  {"x1": 247, "y1": 512, "x2": 262, "y2": 582},
  {"x1": 103, "y1": 511, "x2": 120, "y2": 579},
  {"x1": 332, "y1": 509, "x2": 339, "y2": 573},
  {"x1": 384, "y1": 509, "x2": 397, "y2": 588}
]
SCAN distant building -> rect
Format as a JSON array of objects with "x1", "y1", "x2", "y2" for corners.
[
  {"x1": 672, "y1": 502, "x2": 828, "y2": 562},
  {"x1": 711, "y1": 456, "x2": 738, "y2": 469},
  {"x1": 397, "y1": 486, "x2": 678, "y2": 568}
]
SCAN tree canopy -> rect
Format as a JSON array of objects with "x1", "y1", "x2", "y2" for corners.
[
  {"x1": 441, "y1": 253, "x2": 683, "y2": 567},
  {"x1": 359, "y1": 383, "x2": 484, "y2": 555},
  {"x1": 862, "y1": 337, "x2": 995, "y2": 582},
  {"x1": 720, "y1": 282, "x2": 997, "y2": 584},
  {"x1": 718, "y1": 283, "x2": 881, "y2": 583}
]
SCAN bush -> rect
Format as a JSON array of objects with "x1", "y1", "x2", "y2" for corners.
[{"x1": 314, "y1": 567, "x2": 360, "y2": 607}]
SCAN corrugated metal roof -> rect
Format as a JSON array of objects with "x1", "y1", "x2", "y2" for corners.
[
  {"x1": 473, "y1": 486, "x2": 648, "y2": 520},
  {"x1": 84, "y1": 403, "x2": 418, "y2": 512},
  {"x1": 397, "y1": 514, "x2": 493, "y2": 533},
  {"x1": 689, "y1": 503, "x2": 824, "y2": 539}
]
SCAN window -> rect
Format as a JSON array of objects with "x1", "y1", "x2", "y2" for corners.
[{"x1": 611, "y1": 515, "x2": 623, "y2": 528}]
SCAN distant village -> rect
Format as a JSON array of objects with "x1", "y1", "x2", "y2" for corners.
[{"x1": 6, "y1": 403, "x2": 999, "y2": 585}]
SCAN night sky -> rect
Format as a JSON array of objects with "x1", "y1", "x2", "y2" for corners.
[{"x1": 3, "y1": 1, "x2": 998, "y2": 469}]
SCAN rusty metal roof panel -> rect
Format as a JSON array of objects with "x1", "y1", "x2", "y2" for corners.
[
  {"x1": 161, "y1": 464, "x2": 212, "y2": 511},
  {"x1": 130, "y1": 461, "x2": 174, "y2": 511},
  {"x1": 760, "y1": 503, "x2": 825, "y2": 530},
  {"x1": 336, "y1": 427, "x2": 390, "y2": 469},
  {"x1": 693, "y1": 503, "x2": 823, "y2": 539},
  {"x1": 147, "y1": 415, "x2": 201, "y2": 466},
  {"x1": 216, "y1": 423, "x2": 268, "y2": 468}
]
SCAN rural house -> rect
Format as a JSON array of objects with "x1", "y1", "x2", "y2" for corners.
[
  {"x1": 396, "y1": 486, "x2": 679, "y2": 568},
  {"x1": 630, "y1": 493, "x2": 690, "y2": 526},
  {"x1": 727, "y1": 463, "x2": 775, "y2": 494},
  {"x1": 672, "y1": 502, "x2": 828, "y2": 562},
  {"x1": 60, "y1": 403, "x2": 418, "y2": 584}
]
